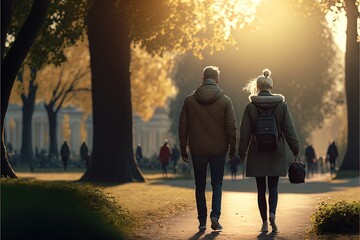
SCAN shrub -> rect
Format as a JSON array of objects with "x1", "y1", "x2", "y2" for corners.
[{"x1": 311, "y1": 200, "x2": 360, "y2": 234}]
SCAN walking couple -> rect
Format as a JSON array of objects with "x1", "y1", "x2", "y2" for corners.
[{"x1": 179, "y1": 66, "x2": 300, "y2": 233}]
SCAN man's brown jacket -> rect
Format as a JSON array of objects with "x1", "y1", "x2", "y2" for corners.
[{"x1": 178, "y1": 79, "x2": 237, "y2": 158}]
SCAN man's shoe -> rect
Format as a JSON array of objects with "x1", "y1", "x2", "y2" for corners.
[
  {"x1": 260, "y1": 221, "x2": 268, "y2": 232},
  {"x1": 269, "y1": 213, "x2": 278, "y2": 232},
  {"x1": 210, "y1": 217, "x2": 223, "y2": 231},
  {"x1": 198, "y1": 225, "x2": 206, "y2": 232}
]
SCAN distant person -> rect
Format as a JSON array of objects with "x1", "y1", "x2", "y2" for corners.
[
  {"x1": 326, "y1": 141, "x2": 338, "y2": 177},
  {"x1": 159, "y1": 140, "x2": 171, "y2": 178},
  {"x1": 239, "y1": 162, "x2": 246, "y2": 179},
  {"x1": 179, "y1": 66, "x2": 237, "y2": 232},
  {"x1": 239, "y1": 68, "x2": 300, "y2": 233},
  {"x1": 313, "y1": 156, "x2": 318, "y2": 174},
  {"x1": 171, "y1": 144, "x2": 181, "y2": 174},
  {"x1": 136, "y1": 144, "x2": 143, "y2": 166},
  {"x1": 305, "y1": 144, "x2": 316, "y2": 178},
  {"x1": 60, "y1": 141, "x2": 70, "y2": 171},
  {"x1": 35, "y1": 147, "x2": 40, "y2": 159},
  {"x1": 80, "y1": 142, "x2": 89, "y2": 169},
  {"x1": 229, "y1": 155, "x2": 240, "y2": 181},
  {"x1": 6, "y1": 142, "x2": 13, "y2": 154}
]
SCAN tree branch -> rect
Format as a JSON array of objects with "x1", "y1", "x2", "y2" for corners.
[
  {"x1": 2, "y1": 0, "x2": 49, "y2": 123},
  {"x1": 71, "y1": 88, "x2": 92, "y2": 93},
  {"x1": 51, "y1": 69, "x2": 66, "y2": 104},
  {"x1": 55, "y1": 88, "x2": 72, "y2": 114}
]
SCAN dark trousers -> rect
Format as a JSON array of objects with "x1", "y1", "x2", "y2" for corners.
[
  {"x1": 161, "y1": 162, "x2": 168, "y2": 175},
  {"x1": 192, "y1": 155, "x2": 225, "y2": 224},
  {"x1": 62, "y1": 157, "x2": 69, "y2": 171},
  {"x1": 306, "y1": 162, "x2": 313, "y2": 177},
  {"x1": 255, "y1": 176, "x2": 279, "y2": 222},
  {"x1": 230, "y1": 165, "x2": 237, "y2": 179},
  {"x1": 329, "y1": 160, "x2": 336, "y2": 175}
]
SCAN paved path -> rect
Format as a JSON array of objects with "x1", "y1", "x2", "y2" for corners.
[{"x1": 136, "y1": 174, "x2": 359, "y2": 240}]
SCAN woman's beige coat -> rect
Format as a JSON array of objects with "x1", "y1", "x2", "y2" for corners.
[{"x1": 239, "y1": 91, "x2": 300, "y2": 177}]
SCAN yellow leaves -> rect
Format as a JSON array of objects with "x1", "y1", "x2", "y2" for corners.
[
  {"x1": 62, "y1": 114, "x2": 71, "y2": 143},
  {"x1": 9, "y1": 81, "x2": 23, "y2": 104},
  {"x1": 211, "y1": 0, "x2": 261, "y2": 39},
  {"x1": 80, "y1": 115, "x2": 88, "y2": 142},
  {"x1": 36, "y1": 39, "x2": 91, "y2": 110},
  {"x1": 130, "y1": 45, "x2": 176, "y2": 121},
  {"x1": 130, "y1": 0, "x2": 260, "y2": 58},
  {"x1": 10, "y1": 64, "x2": 35, "y2": 104}
]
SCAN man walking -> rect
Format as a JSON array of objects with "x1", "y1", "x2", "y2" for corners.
[
  {"x1": 326, "y1": 141, "x2": 339, "y2": 177},
  {"x1": 305, "y1": 144, "x2": 316, "y2": 178},
  {"x1": 80, "y1": 142, "x2": 89, "y2": 169},
  {"x1": 60, "y1": 141, "x2": 70, "y2": 171},
  {"x1": 179, "y1": 66, "x2": 237, "y2": 232},
  {"x1": 135, "y1": 144, "x2": 143, "y2": 166}
]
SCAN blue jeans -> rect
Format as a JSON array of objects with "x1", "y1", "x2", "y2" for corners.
[
  {"x1": 192, "y1": 155, "x2": 226, "y2": 224},
  {"x1": 255, "y1": 176, "x2": 279, "y2": 222}
]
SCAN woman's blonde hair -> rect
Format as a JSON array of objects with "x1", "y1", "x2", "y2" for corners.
[{"x1": 243, "y1": 68, "x2": 273, "y2": 95}]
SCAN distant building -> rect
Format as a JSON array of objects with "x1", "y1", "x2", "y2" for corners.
[
  {"x1": 4, "y1": 104, "x2": 174, "y2": 158},
  {"x1": 4, "y1": 104, "x2": 91, "y2": 156},
  {"x1": 133, "y1": 108, "x2": 174, "y2": 158}
]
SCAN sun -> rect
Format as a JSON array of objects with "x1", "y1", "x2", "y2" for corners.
[{"x1": 211, "y1": 0, "x2": 263, "y2": 39}]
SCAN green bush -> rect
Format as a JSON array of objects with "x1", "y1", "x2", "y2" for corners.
[
  {"x1": 1, "y1": 178, "x2": 133, "y2": 240},
  {"x1": 311, "y1": 200, "x2": 360, "y2": 234}
]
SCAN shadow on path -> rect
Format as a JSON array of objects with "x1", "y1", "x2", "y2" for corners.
[
  {"x1": 188, "y1": 231, "x2": 220, "y2": 240},
  {"x1": 150, "y1": 175, "x2": 360, "y2": 194},
  {"x1": 256, "y1": 232, "x2": 288, "y2": 240}
]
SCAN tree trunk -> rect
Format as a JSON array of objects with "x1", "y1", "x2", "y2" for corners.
[
  {"x1": 45, "y1": 104, "x2": 58, "y2": 162},
  {"x1": 21, "y1": 95, "x2": 36, "y2": 163},
  {"x1": 340, "y1": 1, "x2": 359, "y2": 171},
  {"x1": 1, "y1": 0, "x2": 49, "y2": 177},
  {"x1": 20, "y1": 68, "x2": 38, "y2": 164},
  {"x1": 1, "y1": 0, "x2": 15, "y2": 60},
  {"x1": 81, "y1": 0, "x2": 144, "y2": 183}
]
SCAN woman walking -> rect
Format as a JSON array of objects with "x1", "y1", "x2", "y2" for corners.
[
  {"x1": 239, "y1": 69, "x2": 300, "y2": 232},
  {"x1": 159, "y1": 140, "x2": 171, "y2": 178}
]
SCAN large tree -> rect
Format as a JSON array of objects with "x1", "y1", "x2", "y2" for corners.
[
  {"x1": 1, "y1": 0, "x2": 49, "y2": 177},
  {"x1": 318, "y1": 0, "x2": 359, "y2": 170},
  {"x1": 339, "y1": 0, "x2": 359, "y2": 170},
  {"x1": 81, "y1": 0, "x2": 258, "y2": 183}
]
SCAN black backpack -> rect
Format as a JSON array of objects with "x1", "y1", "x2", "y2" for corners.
[{"x1": 253, "y1": 103, "x2": 280, "y2": 151}]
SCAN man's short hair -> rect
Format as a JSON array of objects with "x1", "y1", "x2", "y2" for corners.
[{"x1": 203, "y1": 66, "x2": 220, "y2": 80}]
